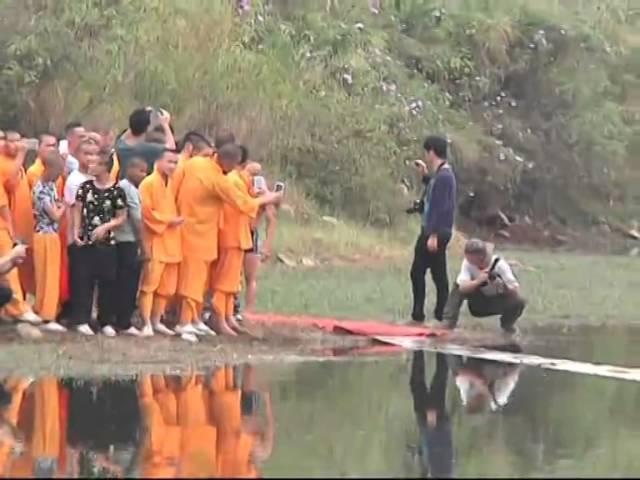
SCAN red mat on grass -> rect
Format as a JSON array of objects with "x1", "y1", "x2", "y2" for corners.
[{"x1": 245, "y1": 312, "x2": 447, "y2": 338}]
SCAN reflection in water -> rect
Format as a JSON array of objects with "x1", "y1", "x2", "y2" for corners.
[
  {"x1": 409, "y1": 342, "x2": 524, "y2": 478},
  {"x1": 410, "y1": 352, "x2": 453, "y2": 478},
  {"x1": 448, "y1": 342, "x2": 523, "y2": 415},
  {"x1": 2, "y1": 330, "x2": 639, "y2": 477},
  {"x1": 0, "y1": 365, "x2": 273, "y2": 478}
]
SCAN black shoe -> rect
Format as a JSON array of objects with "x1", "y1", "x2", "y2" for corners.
[
  {"x1": 411, "y1": 312, "x2": 425, "y2": 323},
  {"x1": 501, "y1": 325, "x2": 521, "y2": 340}
]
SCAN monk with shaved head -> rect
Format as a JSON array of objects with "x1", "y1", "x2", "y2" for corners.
[{"x1": 0, "y1": 130, "x2": 41, "y2": 324}]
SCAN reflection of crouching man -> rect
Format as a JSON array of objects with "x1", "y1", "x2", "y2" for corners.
[{"x1": 443, "y1": 238, "x2": 525, "y2": 334}]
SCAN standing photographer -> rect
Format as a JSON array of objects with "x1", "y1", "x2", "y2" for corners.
[
  {"x1": 409, "y1": 135, "x2": 456, "y2": 323},
  {"x1": 443, "y1": 238, "x2": 526, "y2": 334}
]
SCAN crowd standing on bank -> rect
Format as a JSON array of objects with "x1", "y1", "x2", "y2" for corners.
[{"x1": 0, "y1": 108, "x2": 283, "y2": 343}]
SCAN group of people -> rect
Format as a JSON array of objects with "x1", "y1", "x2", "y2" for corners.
[
  {"x1": 408, "y1": 135, "x2": 527, "y2": 334},
  {"x1": 0, "y1": 107, "x2": 282, "y2": 342}
]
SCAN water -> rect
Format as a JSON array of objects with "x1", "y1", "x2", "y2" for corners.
[{"x1": 1, "y1": 327, "x2": 639, "y2": 478}]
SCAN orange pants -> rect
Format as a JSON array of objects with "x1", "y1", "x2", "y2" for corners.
[
  {"x1": 177, "y1": 257, "x2": 211, "y2": 325},
  {"x1": 0, "y1": 229, "x2": 30, "y2": 318},
  {"x1": 33, "y1": 233, "x2": 61, "y2": 321},
  {"x1": 138, "y1": 260, "x2": 179, "y2": 322},
  {"x1": 210, "y1": 248, "x2": 244, "y2": 320}
]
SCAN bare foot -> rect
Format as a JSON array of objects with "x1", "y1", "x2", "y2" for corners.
[
  {"x1": 214, "y1": 318, "x2": 238, "y2": 336},
  {"x1": 227, "y1": 316, "x2": 250, "y2": 334}
]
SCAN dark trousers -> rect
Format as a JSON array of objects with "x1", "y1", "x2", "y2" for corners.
[
  {"x1": 71, "y1": 244, "x2": 117, "y2": 329},
  {"x1": 115, "y1": 242, "x2": 142, "y2": 331},
  {"x1": 410, "y1": 231, "x2": 450, "y2": 322},
  {"x1": 443, "y1": 284, "x2": 526, "y2": 330}
]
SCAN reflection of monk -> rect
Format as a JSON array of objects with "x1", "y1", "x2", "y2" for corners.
[
  {"x1": 208, "y1": 365, "x2": 273, "y2": 478},
  {"x1": 175, "y1": 374, "x2": 217, "y2": 477},
  {"x1": 138, "y1": 375, "x2": 181, "y2": 478},
  {"x1": 0, "y1": 377, "x2": 68, "y2": 478},
  {"x1": 448, "y1": 342, "x2": 523, "y2": 414}
]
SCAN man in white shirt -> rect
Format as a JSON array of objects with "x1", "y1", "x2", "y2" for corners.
[
  {"x1": 443, "y1": 238, "x2": 526, "y2": 333},
  {"x1": 61, "y1": 140, "x2": 96, "y2": 323},
  {"x1": 60, "y1": 121, "x2": 86, "y2": 174}
]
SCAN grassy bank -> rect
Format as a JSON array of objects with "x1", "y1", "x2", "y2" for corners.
[{"x1": 258, "y1": 218, "x2": 640, "y2": 325}]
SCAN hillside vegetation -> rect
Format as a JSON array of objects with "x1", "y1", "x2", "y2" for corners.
[{"x1": 0, "y1": 0, "x2": 637, "y2": 229}]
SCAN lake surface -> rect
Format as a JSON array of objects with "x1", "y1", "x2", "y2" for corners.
[{"x1": 0, "y1": 326, "x2": 639, "y2": 478}]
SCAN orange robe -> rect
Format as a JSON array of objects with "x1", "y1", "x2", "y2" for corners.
[
  {"x1": 138, "y1": 375, "x2": 181, "y2": 478},
  {"x1": 175, "y1": 157, "x2": 259, "y2": 325},
  {"x1": 32, "y1": 183, "x2": 62, "y2": 322},
  {"x1": 0, "y1": 163, "x2": 30, "y2": 318},
  {"x1": 175, "y1": 375, "x2": 217, "y2": 477},
  {"x1": 211, "y1": 170, "x2": 254, "y2": 321},
  {"x1": 0, "y1": 155, "x2": 35, "y2": 297},
  {"x1": 110, "y1": 152, "x2": 120, "y2": 183},
  {"x1": 209, "y1": 367, "x2": 258, "y2": 478},
  {"x1": 26, "y1": 159, "x2": 69, "y2": 307},
  {"x1": 0, "y1": 377, "x2": 30, "y2": 476},
  {"x1": 4, "y1": 377, "x2": 68, "y2": 478},
  {"x1": 138, "y1": 169, "x2": 183, "y2": 322}
]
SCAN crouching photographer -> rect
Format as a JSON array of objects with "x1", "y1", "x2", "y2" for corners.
[{"x1": 442, "y1": 238, "x2": 526, "y2": 334}]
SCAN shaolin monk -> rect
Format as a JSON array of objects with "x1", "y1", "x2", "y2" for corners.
[
  {"x1": 175, "y1": 139, "x2": 281, "y2": 338},
  {"x1": 31, "y1": 151, "x2": 67, "y2": 332},
  {"x1": 0, "y1": 131, "x2": 41, "y2": 324},
  {"x1": 138, "y1": 148, "x2": 184, "y2": 339},
  {"x1": 26, "y1": 133, "x2": 60, "y2": 190},
  {"x1": 209, "y1": 144, "x2": 282, "y2": 336},
  {"x1": 214, "y1": 148, "x2": 256, "y2": 334},
  {"x1": 1, "y1": 131, "x2": 36, "y2": 300}
]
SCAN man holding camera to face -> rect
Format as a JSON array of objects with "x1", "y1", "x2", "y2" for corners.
[
  {"x1": 408, "y1": 135, "x2": 456, "y2": 324},
  {"x1": 443, "y1": 238, "x2": 526, "y2": 334}
]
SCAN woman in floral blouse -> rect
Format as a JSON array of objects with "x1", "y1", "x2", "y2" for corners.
[{"x1": 71, "y1": 150, "x2": 127, "y2": 337}]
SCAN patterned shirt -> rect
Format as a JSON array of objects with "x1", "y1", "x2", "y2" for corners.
[
  {"x1": 75, "y1": 180, "x2": 127, "y2": 245},
  {"x1": 32, "y1": 180, "x2": 60, "y2": 234}
]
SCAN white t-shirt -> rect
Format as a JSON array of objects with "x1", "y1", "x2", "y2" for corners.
[
  {"x1": 59, "y1": 140, "x2": 79, "y2": 173},
  {"x1": 456, "y1": 255, "x2": 519, "y2": 296},
  {"x1": 455, "y1": 367, "x2": 521, "y2": 411},
  {"x1": 64, "y1": 170, "x2": 93, "y2": 245}
]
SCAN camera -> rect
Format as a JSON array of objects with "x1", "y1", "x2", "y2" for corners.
[{"x1": 405, "y1": 199, "x2": 424, "y2": 215}]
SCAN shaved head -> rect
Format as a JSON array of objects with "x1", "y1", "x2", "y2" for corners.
[
  {"x1": 217, "y1": 143, "x2": 242, "y2": 173},
  {"x1": 42, "y1": 150, "x2": 64, "y2": 181},
  {"x1": 214, "y1": 129, "x2": 235, "y2": 150},
  {"x1": 43, "y1": 150, "x2": 62, "y2": 168},
  {"x1": 180, "y1": 131, "x2": 214, "y2": 158}
]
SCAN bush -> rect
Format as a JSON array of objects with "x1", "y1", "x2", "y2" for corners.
[{"x1": 0, "y1": 0, "x2": 636, "y2": 225}]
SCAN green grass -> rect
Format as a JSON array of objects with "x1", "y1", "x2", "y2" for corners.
[{"x1": 256, "y1": 220, "x2": 640, "y2": 325}]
